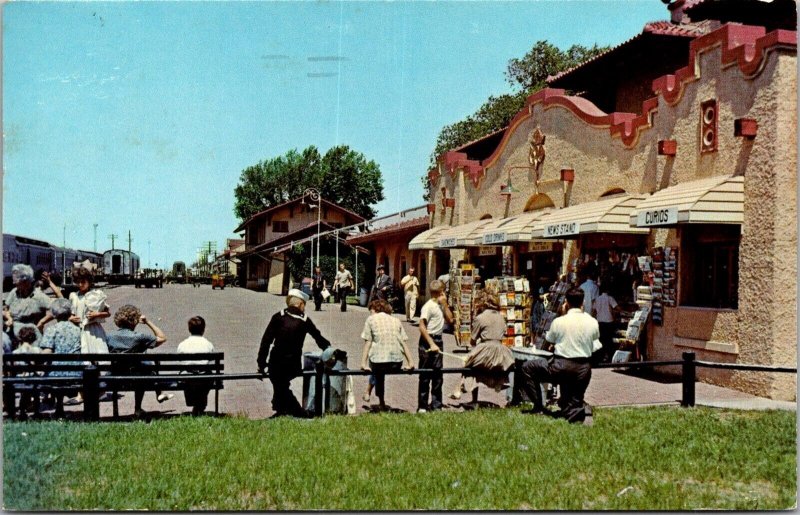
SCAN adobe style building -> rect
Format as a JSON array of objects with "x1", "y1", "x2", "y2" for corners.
[
  {"x1": 235, "y1": 197, "x2": 365, "y2": 294},
  {"x1": 412, "y1": 0, "x2": 797, "y2": 399}
]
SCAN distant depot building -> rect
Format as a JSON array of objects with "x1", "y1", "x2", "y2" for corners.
[
  {"x1": 235, "y1": 197, "x2": 365, "y2": 294},
  {"x1": 412, "y1": 0, "x2": 797, "y2": 399}
]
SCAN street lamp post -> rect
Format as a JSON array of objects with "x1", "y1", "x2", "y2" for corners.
[{"x1": 302, "y1": 188, "x2": 322, "y2": 274}]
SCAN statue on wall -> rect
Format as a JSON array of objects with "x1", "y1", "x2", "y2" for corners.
[{"x1": 528, "y1": 126, "x2": 546, "y2": 192}]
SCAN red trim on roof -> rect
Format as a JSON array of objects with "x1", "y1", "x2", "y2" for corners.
[
  {"x1": 435, "y1": 24, "x2": 796, "y2": 187},
  {"x1": 653, "y1": 24, "x2": 796, "y2": 105},
  {"x1": 347, "y1": 217, "x2": 430, "y2": 245}
]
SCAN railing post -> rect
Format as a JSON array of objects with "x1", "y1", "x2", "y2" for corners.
[
  {"x1": 83, "y1": 365, "x2": 100, "y2": 421},
  {"x1": 681, "y1": 351, "x2": 696, "y2": 407},
  {"x1": 314, "y1": 361, "x2": 325, "y2": 418}
]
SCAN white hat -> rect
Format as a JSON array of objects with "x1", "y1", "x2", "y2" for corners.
[{"x1": 287, "y1": 288, "x2": 310, "y2": 302}]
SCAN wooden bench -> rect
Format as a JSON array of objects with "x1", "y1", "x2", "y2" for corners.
[{"x1": 3, "y1": 352, "x2": 224, "y2": 420}]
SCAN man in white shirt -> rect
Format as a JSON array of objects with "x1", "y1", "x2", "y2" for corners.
[
  {"x1": 332, "y1": 263, "x2": 354, "y2": 313},
  {"x1": 417, "y1": 279, "x2": 453, "y2": 412},
  {"x1": 176, "y1": 316, "x2": 216, "y2": 415},
  {"x1": 518, "y1": 287, "x2": 599, "y2": 423},
  {"x1": 400, "y1": 267, "x2": 420, "y2": 323},
  {"x1": 579, "y1": 272, "x2": 600, "y2": 315}
]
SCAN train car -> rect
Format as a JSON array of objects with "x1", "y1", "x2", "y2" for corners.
[
  {"x1": 2, "y1": 234, "x2": 56, "y2": 291},
  {"x1": 103, "y1": 249, "x2": 140, "y2": 284},
  {"x1": 171, "y1": 261, "x2": 187, "y2": 283}
]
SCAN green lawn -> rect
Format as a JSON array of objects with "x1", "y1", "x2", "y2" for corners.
[{"x1": 3, "y1": 407, "x2": 796, "y2": 510}]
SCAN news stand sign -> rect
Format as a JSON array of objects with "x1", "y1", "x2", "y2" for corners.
[
  {"x1": 636, "y1": 207, "x2": 678, "y2": 227},
  {"x1": 542, "y1": 222, "x2": 580, "y2": 238}
]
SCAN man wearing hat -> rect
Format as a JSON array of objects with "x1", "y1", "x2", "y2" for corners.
[
  {"x1": 369, "y1": 265, "x2": 392, "y2": 303},
  {"x1": 257, "y1": 288, "x2": 331, "y2": 418}
]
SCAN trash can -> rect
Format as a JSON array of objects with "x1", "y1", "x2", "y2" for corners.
[
  {"x1": 359, "y1": 287, "x2": 369, "y2": 307},
  {"x1": 301, "y1": 278, "x2": 313, "y2": 298},
  {"x1": 303, "y1": 349, "x2": 349, "y2": 415}
]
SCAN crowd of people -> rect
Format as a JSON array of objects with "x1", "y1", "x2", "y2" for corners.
[
  {"x1": 6, "y1": 260, "x2": 604, "y2": 425},
  {"x1": 3, "y1": 263, "x2": 215, "y2": 419}
]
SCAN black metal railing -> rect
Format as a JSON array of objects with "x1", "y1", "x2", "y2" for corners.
[{"x1": 4, "y1": 351, "x2": 796, "y2": 421}]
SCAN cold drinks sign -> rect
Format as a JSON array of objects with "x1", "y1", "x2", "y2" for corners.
[{"x1": 636, "y1": 207, "x2": 678, "y2": 227}]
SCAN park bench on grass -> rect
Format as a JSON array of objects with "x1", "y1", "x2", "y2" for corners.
[{"x1": 3, "y1": 352, "x2": 224, "y2": 420}]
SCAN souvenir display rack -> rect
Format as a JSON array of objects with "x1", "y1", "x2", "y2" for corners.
[
  {"x1": 450, "y1": 264, "x2": 480, "y2": 349},
  {"x1": 485, "y1": 276, "x2": 531, "y2": 347},
  {"x1": 613, "y1": 285, "x2": 652, "y2": 361}
]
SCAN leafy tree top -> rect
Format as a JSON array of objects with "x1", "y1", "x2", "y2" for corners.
[
  {"x1": 234, "y1": 145, "x2": 384, "y2": 222},
  {"x1": 424, "y1": 40, "x2": 609, "y2": 198}
]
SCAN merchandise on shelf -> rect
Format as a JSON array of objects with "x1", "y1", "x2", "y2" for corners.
[
  {"x1": 484, "y1": 276, "x2": 531, "y2": 347},
  {"x1": 450, "y1": 264, "x2": 481, "y2": 348}
]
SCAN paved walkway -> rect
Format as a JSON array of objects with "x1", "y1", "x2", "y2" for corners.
[{"x1": 48, "y1": 284, "x2": 795, "y2": 420}]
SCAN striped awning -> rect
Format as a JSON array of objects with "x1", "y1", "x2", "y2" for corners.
[
  {"x1": 629, "y1": 175, "x2": 744, "y2": 227},
  {"x1": 408, "y1": 225, "x2": 449, "y2": 250},
  {"x1": 437, "y1": 219, "x2": 495, "y2": 248},
  {"x1": 532, "y1": 194, "x2": 650, "y2": 239},
  {"x1": 466, "y1": 209, "x2": 554, "y2": 246}
]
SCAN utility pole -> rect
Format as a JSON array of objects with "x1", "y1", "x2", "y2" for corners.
[
  {"x1": 147, "y1": 240, "x2": 151, "y2": 268},
  {"x1": 108, "y1": 233, "x2": 118, "y2": 250},
  {"x1": 93, "y1": 223, "x2": 98, "y2": 252},
  {"x1": 127, "y1": 230, "x2": 132, "y2": 252}
]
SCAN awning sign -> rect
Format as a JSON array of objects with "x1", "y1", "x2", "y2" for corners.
[
  {"x1": 543, "y1": 222, "x2": 580, "y2": 238},
  {"x1": 439, "y1": 238, "x2": 457, "y2": 248},
  {"x1": 482, "y1": 232, "x2": 507, "y2": 244},
  {"x1": 478, "y1": 246, "x2": 497, "y2": 256},
  {"x1": 526, "y1": 241, "x2": 555, "y2": 253},
  {"x1": 636, "y1": 207, "x2": 678, "y2": 227}
]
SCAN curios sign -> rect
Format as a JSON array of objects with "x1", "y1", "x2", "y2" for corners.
[{"x1": 636, "y1": 207, "x2": 678, "y2": 227}]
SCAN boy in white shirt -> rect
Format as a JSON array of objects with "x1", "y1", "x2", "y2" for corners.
[
  {"x1": 176, "y1": 316, "x2": 215, "y2": 415},
  {"x1": 417, "y1": 280, "x2": 454, "y2": 412}
]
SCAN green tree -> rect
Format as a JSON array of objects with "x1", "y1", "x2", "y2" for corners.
[
  {"x1": 234, "y1": 145, "x2": 384, "y2": 221},
  {"x1": 423, "y1": 41, "x2": 609, "y2": 198}
]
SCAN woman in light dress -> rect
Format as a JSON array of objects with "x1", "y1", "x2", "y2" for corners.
[
  {"x1": 68, "y1": 267, "x2": 110, "y2": 354},
  {"x1": 450, "y1": 292, "x2": 514, "y2": 407}
]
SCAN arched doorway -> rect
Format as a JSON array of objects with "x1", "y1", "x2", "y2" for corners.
[
  {"x1": 524, "y1": 193, "x2": 555, "y2": 212},
  {"x1": 600, "y1": 188, "x2": 626, "y2": 198}
]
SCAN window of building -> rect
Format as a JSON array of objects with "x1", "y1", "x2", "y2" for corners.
[
  {"x1": 680, "y1": 225, "x2": 740, "y2": 309},
  {"x1": 272, "y1": 221, "x2": 289, "y2": 233}
]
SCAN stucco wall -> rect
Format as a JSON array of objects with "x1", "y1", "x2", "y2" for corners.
[{"x1": 429, "y1": 30, "x2": 796, "y2": 399}]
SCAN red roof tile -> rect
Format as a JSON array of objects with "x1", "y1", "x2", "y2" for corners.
[{"x1": 547, "y1": 20, "x2": 711, "y2": 84}]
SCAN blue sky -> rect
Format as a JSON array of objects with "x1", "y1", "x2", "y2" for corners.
[{"x1": 3, "y1": 0, "x2": 666, "y2": 266}]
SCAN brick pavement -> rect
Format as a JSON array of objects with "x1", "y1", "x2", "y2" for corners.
[{"x1": 52, "y1": 284, "x2": 793, "y2": 420}]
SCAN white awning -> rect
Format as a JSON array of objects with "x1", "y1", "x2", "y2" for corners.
[
  {"x1": 408, "y1": 225, "x2": 449, "y2": 250},
  {"x1": 532, "y1": 194, "x2": 650, "y2": 239},
  {"x1": 439, "y1": 219, "x2": 495, "y2": 248},
  {"x1": 466, "y1": 209, "x2": 554, "y2": 246},
  {"x1": 630, "y1": 175, "x2": 744, "y2": 227}
]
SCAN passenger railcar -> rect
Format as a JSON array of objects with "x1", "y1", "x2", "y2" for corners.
[
  {"x1": 102, "y1": 249, "x2": 140, "y2": 284},
  {"x1": 3, "y1": 234, "x2": 56, "y2": 291}
]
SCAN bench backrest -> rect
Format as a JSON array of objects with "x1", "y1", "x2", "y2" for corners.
[{"x1": 3, "y1": 352, "x2": 225, "y2": 376}]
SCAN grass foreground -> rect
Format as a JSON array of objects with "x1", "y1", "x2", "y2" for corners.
[{"x1": 3, "y1": 406, "x2": 796, "y2": 510}]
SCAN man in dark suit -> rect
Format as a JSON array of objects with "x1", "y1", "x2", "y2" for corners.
[{"x1": 369, "y1": 265, "x2": 392, "y2": 302}]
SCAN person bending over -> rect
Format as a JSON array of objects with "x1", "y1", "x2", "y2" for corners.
[{"x1": 257, "y1": 289, "x2": 330, "y2": 418}]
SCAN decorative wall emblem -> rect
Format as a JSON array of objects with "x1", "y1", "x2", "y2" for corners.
[{"x1": 528, "y1": 126, "x2": 546, "y2": 191}]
